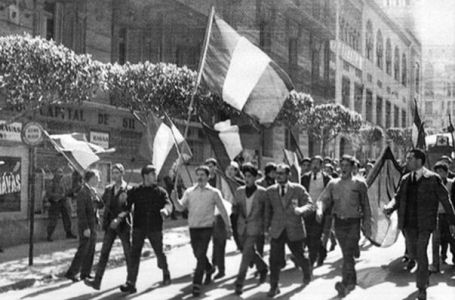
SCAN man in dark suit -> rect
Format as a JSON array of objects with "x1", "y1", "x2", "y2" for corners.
[
  {"x1": 85, "y1": 164, "x2": 132, "y2": 290},
  {"x1": 233, "y1": 163, "x2": 268, "y2": 295},
  {"x1": 265, "y1": 164, "x2": 314, "y2": 297},
  {"x1": 385, "y1": 149, "x2": 455, "y2": 300},
  {"x1": 301, "y1": 155, "x2": 331, "y2": 266},
  {"x1": 65, "y1": 170, "x2": 103, "y2": 282}
]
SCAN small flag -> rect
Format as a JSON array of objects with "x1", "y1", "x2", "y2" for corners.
[
  {"x1": 411, "y1": 99, "x2": 426, "y2": 149},
  {"x1": 283, "y1": 149, "x2": 301, "y2": 183},
  {"x1": 49, "y1": 133, "x2": 113, "y2": 173},
  {"x1": 201, "y1": 13, "x2": 294, "y2": 124},
  {"x1": 138, "y1": 113, "x2": 192, "y2": 178}
]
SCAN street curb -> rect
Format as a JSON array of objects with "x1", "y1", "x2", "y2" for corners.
[{"x1": 0, "y1": 224, "x2": 190, "y2": 294}]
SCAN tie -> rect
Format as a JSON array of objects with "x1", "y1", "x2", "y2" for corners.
[
  {"x1": 412, "y1": 172, "x2": 417, "y2": 183},
  {"x1": 313, "y1": 173, "x2": 317, "y2": 180},
  {"x1": 280, "y1": 185, "x2": 285, "y2": 197}
]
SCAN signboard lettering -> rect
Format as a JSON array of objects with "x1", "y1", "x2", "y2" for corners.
[
  {"x1": 90, "y1": 131, "x2": 109, "y2": 149},
  {"x1": 0, "y1": 157, "x2": 21, "y2": 212},
  {"x1": 0, "y1": 121, "x2": 22, "y2": 142}
]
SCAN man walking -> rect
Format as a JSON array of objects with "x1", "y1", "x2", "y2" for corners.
[
  {"x1": 119, "y1": 165, "x2": 172, "y2": 294},
  {"x1": 47, "y1": 168, "x2": 76, "y2": 241},
  {"x1": 85, "y1": 164, "x2": 132, "y2": 290},
  {"x1": 384, "y1": 149, "x2": 455, "y2": 300},
  {"x1": 265, "y1": 164, "x2": 314, "y2": 297},
  {"x1": 301, "y1": 156, "x2": 331, "y2": 266},
  {"x1": 171, "y1": 165, "x2": 232, "y2": 297},
  {"x1": 232, "y1": 163, "x2": 268, "y2": 295},
  {"x1": 317, "y1": 155, "x2": 372, "y2": 298},
  {"x1": 65, "y1": 170, "x2": 103, "y2": 282}
]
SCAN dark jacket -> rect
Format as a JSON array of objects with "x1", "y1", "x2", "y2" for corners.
[
  {"x1": 387, "y1": 167, "x2": 455, "y2": 231},
  {"x1": 300, "y1": 171, "x2": 331, "y2": 191},
  {"x1": 101, "y1": 181, "x2": 130, "y2": 231},
  {"x1": 76, "y1": 185, "x2": 100, "y2": 233},
  {"x1": 126, "y1": 184, "x2": 172, "y2": 232}
]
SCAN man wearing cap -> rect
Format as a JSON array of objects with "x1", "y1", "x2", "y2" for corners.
[
  {"x1": 317, "y1": 155, "x2": 372, "y2": 298},
  {"x1": 440, "y1": 155, "x2": 455, "y2": 179},
  {"x1": 171, "y1": 165, "x2": 232, "y2": 297},
  {"x1": 301, "y1": 156, "x2": 331, "y2": 266},
  {"x1": 119, "y1": 165, "x2": 173, "y2": 294},
  {"x1": 85, "y1": 164, "x2": 132, "y2": 290},
  {"x1": 265, "y1": 164, "x2": 314, "y2": 297},
  {"x1": 300, "y1": 158, "x2": 311, "y2": 175},
  {"x1": 384, "y1": 149, "x2": 455, "y2": 300}
]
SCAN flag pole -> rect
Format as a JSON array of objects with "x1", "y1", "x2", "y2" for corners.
[
  {"x1": 448, "y1": 113, "x2": 455, "y2": 156},
  {"x1": 183, "y1": 5, "x2": 215, "y2": 140}
]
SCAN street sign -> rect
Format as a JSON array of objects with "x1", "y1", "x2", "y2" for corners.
[{"x1": 21, "y1": 122, "x2": 44, "y2": 146}]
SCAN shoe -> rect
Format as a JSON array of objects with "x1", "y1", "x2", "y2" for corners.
[
  {"x1": 346, "y1": 284, "x2": 356, "y2": 292},
  {"x1": 66, "y1": 233, "x2": 77, "y2": 239},
  {"x1": 329, "y1": 243, "x2": 336, "y2": 252},
  {"x1": 259, "y1": 269, "x2": 268, "y2": 284},
  {"x1": 214, "y1": 271, "x2": 225, "y2": 279},
  {"x1": 192, "y1": 285, "x2": 201, "y2": 297},
  {"x1": 335, "y1": 281, "x2": 347, "y2": 298},
  {"x1": 317, "y1": 248, "x2": 327, "y2": 267},
  {"x1": 235, "y1": 283, "x2": 243, "y2": 295},
  {"x1": 84, "y1": 278, "x2": 101, "y2": 290},
  {"x1": 119, "y1": 282, "x2": 137, "y2": 294},
  {"x1": 417, "y1": 288, "x2": 426, "y2": 300},
  {"x1": 64, "y1": 273, "x2": 80, "y2": 282},
  {"x1": 80, "y1": 274, "x2": 94, "y2": 280},
  {"x1": 406, "y1": 259, "x2": 417, "y2": 271},
  {"x1": 354, "y1": 246, "x2": 360, "y2": 259},
  {"x1": 162, "y1": 272, "x2": 171, "y2": 286},
  {"x1": 401, "y1": 255, "x2": 410, "y2": 263},
  {"x1": 429, "y1": 265, "x2": 440, "y2": 274},
  {"x1": 47, "y1": 236, "x2": 53, "y2": 242},
  {"x1": 267, "y1": 286, "x2": 280, "y2": 297},
  {"x1": 204, "y1": 267, "x2": 215, "y2": 285}
]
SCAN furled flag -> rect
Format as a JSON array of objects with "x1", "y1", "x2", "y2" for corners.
[
  {"x1": 138, "y1": 113, "x2": 192, "y2": 178},
  {"x1": 283, "y1": 149, "x2": 301, "y2": 183},
  {"x1": 201, "y1": 13, "x2": 294, "y2": 124},
  {"x1": 365, "y1": 146, "x2": 403, "y2": 247},
  {"x1": 411, "y1": 99, "x2": 426, "y2": 149},
  {"x1": 48, "y1": 132, "x2": 114, "y2": 173}
]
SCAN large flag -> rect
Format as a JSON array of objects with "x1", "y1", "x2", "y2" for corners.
[
  {"x1": 201, "y1": 13, "x2": 294, "y2": 124},
  {"x1": 48, "y1": 132, "x2": 113, "y2": 173},
  {"x1": 138, "y1": 113, "x2": 192, "y2": 178},
  {"x1": 411, "y1": 99, "x2": 426, "y2": 149},
  {"x1": 365, "y1": 146, "x2": 403, "y2": 247},
  {"x1": 283, "y1": 149, "x2": 301, "y2": 183}
]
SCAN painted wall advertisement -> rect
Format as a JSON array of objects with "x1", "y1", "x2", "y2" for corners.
[{"x1": 0, "y1": 156, "x2": 22, "y2": 212}]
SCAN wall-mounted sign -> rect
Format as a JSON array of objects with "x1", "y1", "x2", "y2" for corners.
[
  {"x1": 0, "y1": 156, "x2": 21, "y2": 212},
  {"x1": 0, "y1": 121, "x2": 22, "y2": 142},
  {"x1": 22, "y1": 122, "x2": 44, "y2": 146},
  {"x1": 90, "y1": 131, "x2": 109, "y2": 149}
]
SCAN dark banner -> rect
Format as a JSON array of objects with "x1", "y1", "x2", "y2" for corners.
[{"x1": 0, "y1": 156, "x2": 22, "y2": 212}]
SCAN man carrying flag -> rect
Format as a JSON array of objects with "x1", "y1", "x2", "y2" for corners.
[{"x1": 412, "y1": 99, "x2": 426, "y2": 149}]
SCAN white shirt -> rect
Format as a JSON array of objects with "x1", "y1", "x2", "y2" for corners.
[
  {"x1": 278, "y1": 182, "x2": 289, "y2": 197},
  {"x1": 245, "y1": 193, "x2": 254, "y2": 216},
  {"x1": 412, "y1": 167, "x2": 424, "y2": 181},
  {"x1": 309, "y1": 172, "x2": 325, "y2": 203}
]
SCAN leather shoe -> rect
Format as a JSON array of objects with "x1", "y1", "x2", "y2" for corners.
[
  {"x1": 204, "y1": 267, "x2": 215, "y2": 285},
  {"x1": 259, "y1": 269, "x2": 268, "y2": 284},
  {"x1": 162, "y1": 272, "x2": 171, "y2": 286},
  {"x1": 234, "y1": 283, "x2": 243, "y2": 295},
  {"x1": 417, "y1": 288, "x2": 426, "y2": 300},
  {"x1": 192, "y1": 285, "x2": 201, "y2": 297},
  {"x1": 406, "y1": 259, "x2": 417, "y2": 271},
  {"x1": 267, "y1": 286, "x2": 280, "y2": 297},
  {"x1": 66, "y1": 233, "x2": 77, "y2": 239},
  {"x1": 429, "y1": 265, "x2": 440, "y2": 274},
  {"x1": 84, "y1": 278, "x2": 100, "y2": 290},
  {"x1": 80, "y1": 274, "x2": 94, "y2": 280},
  {"x1": 46, "y1": 236, "x2": 53, "y2": 242},
  {"x1": 214, "y1": 271, "x2": 225, "y2": 279},
  {"x1": 335, "y1": 281, "x2": 347, "y2": 297},
  {"x1": 120, "y1": 282, "x2": 137, "y2": 294},
  {"x1": 64, "y1": 273, "x2": 80, "y2": 282}
]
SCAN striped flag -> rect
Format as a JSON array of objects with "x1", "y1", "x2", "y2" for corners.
[
  {"x1": 48, "y1": 133, "x2": 113, "y2": 173},
  {"x1": 201, "y1": 13, "x2": 294, "y2": 124},
  {"x1": 283, "y1": 149, "x2": 301, "y2": 183},
  {"x1": 138, "y1": 113, "x2": 192, "y2": 178},
  {"x1": 411, "y1": 99, "x2": 426, "y2": 149}
]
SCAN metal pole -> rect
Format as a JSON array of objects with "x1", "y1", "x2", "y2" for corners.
[{"x1": 28, "y1": 146, "x2": 36, "y2": 266}]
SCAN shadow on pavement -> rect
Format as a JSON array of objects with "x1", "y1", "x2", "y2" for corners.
[
  {"x1": 63, "y1": 286, "x2": 119, "y2": 300},
  {"x1": 20, "y1": 281, "x2": 75, "y2": 299}
]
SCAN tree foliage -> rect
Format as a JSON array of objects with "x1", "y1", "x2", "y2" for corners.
[
  {"x1": 0, "y1": 34, "x2": 103, "y2": 109},
  {"x1": 276, "y1": 92, "x2": 314, "y2": 126},
  {"x1": 386, "y1": 127, "x2": 413, "y2": 150},
  {"x1": 359, "y1": 125, "x2": 384, "y2": 145}
]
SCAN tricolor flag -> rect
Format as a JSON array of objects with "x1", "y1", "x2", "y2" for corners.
[
  {"x1": 201, "y1": 13, "x2": 294, "y2": 124},
  {"x1": 283, "y1": 149, "x2": 301, "y2": 183},
  {"x1": 411, "y1": 99, "x2": 426, "y2": 149},
  {"x1": 138, "y1": 113, "x2": 192, "y2": 178},
  {"x1": 48, "y1": 132, "x2": 114, "y2": 173},
  {"x1": 365, "y1": 146, "x2": 403, "y2": 247}
]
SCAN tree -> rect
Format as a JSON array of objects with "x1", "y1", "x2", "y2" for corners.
[
  {"x1": 276, "y1": 92, "x2": 314, "y2": 126},
  {"x1": 0, "y1": 34, "x2": 103, "y2": 113},
  {"x1": 386, "y1": 127, "x2": 413, "y2": 152},
  {"x1": 305, "y1": 103, "x2": 363, "y2": 155}
]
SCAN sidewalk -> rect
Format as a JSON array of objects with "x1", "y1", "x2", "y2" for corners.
[{"x1": 0, "y1": 218, "x2": 190, "y2": 294}]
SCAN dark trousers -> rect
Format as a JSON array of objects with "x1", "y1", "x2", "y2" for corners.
[
  {"x1": 127, "y1": 229, "x2": 168, "y2": 285},
  {"x1": 269, "y1": 230, "x2": 311, "y2": 287},
  {"x1": 334, "y1": 217, "x2": 361, "y2": 287},
  {"x1": 439, "y1": 214, "x2": 455, "y2": 262},
  {"x1": 66, "y1": 231, "x2": 97, "y2": 277},
  {"x1": 47, "y1": 199, "x2": 72, "y2": 237},
  {"x1": 403, "y1": 227, "x2": 432, "y2": 289},
  {"x1": 256, "y1": 234, "x2": 265, "y2": 257},
  {"x1": 305, "y1": 213, "x2": 325, "y2": 265},
  {"x1": 95, "y1": 228, "x2": 131, "y2": 283},
  {"x1": 212, "y1": 215, "x2": 226, "y2": 273},
  {"x1": 236, "y1": 235, "x2": 267, "y2": 286},
  {"x1": 190, "y1": 227, "x2": 213, "y2": 286}
]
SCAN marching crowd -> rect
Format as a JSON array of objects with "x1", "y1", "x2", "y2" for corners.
[{"x1": 52, "y1": 149, "x2": 455, "y2": 300}]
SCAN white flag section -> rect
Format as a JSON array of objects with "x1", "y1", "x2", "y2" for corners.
[
  {"x1": 49, "y1": 133, "x2": 112, "y2": 172},
  {"x1": 214, "y1": 120, "x2": 243, "y2": 160},
  {"x1": 152, "y1": 122, "x2": 185, "y2": 174},
  {"x1": 365, "y1": 147, "x2": 402, "y2": 247}
]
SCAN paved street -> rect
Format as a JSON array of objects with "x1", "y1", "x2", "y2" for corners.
[{"x1": 3, "y1": 233, "x2": 454, "y2": 300}]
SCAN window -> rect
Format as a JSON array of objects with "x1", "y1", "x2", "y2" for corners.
[
  {"x1": 118, "y1": 28, "x2": 127, "y2": 65},
  {"x1": 43, "y1": 1, "x2": 56, "y2": 41},
  {"x1": 386, "y1": 101, "x2": 391, "y2": 128},
  {"x1": 394, "y1": 46, "x2": 400, "y2": 81},
  {"x1": 366, "y1": 90, "x2": 373, "y2": 122},
  {"x1": 394, "y1": 105, "x2": 400, "y2": 127},
  {"x1": 415, "y1": 63, "x2": 420, "y2": 93},
  {"x1": 385, "y1": 39, "x2": 392, "y2": 75},
  {"x1": 289, "y1": 38, "x2": 298, "y2": 78},
  {"x1": 262, "y1": 127, "x2": 274, "y2": 157},
  {"x1": 366, "y1": 20, "x2": 373, "y2": 60},
  {"x1": 354, "y1": 84, "x2": 363, "y2": 114},
  {"x1": 342, "y1": 77, "x2": 351, "y2": 108},
  {"x1": 401, "y1": 110, "x2": 407, "y2": 127},
  {"x1": 258, "y1": 3, "x2": 273, "y2": 53},
  {"x1": 376, "y1": 96, "x2": 383, "y2": 126},
  {"x1": 376, "y1": 30, "x2": 384, "y2": 69},
  {"x1": 402, "y1": 53, "x2": 407, "y2": 86}
]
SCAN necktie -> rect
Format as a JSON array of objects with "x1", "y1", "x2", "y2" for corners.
[
  {"x1": 412, "y1": 172, "x2": 417, "y2": 183},
  {"x1": 313, "y1": 173, "x2": 317, "y2": 180},
  {"x1": 280, "y1": 185, "x2": 285, "y2": 197}
]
